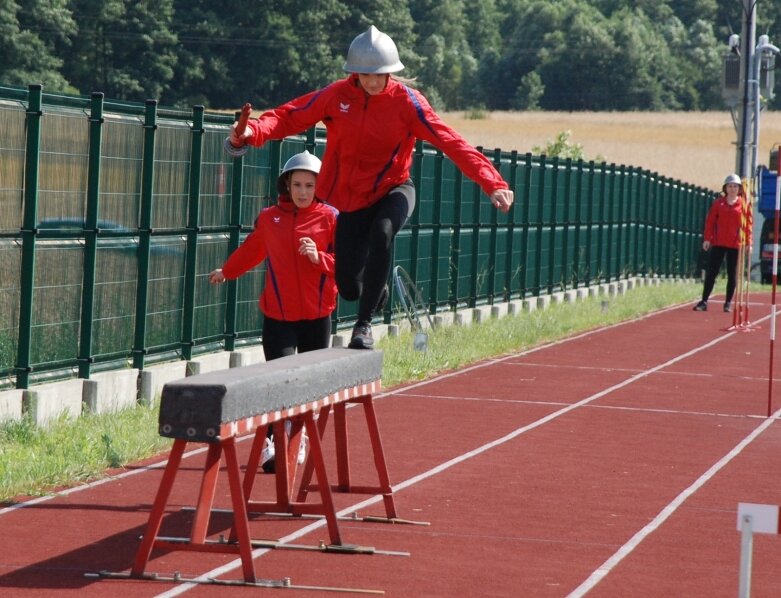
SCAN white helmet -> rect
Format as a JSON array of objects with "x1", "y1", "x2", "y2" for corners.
[
  {"x1": 276, "y1": 150, "x2": 321, "y2": 195},
  {"x1": 724, "y1": 173, "x2": 742, "y2": 186},
  {"x1": 342, "y1": 25, "x2": 404, "y2": 74}
]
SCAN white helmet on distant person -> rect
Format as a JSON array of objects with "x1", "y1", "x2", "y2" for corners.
[
  {"x1": 276, "y1": 150, "x2": 322, "y2": 194},
  {"x1": 724, "y1": 173, "x2": 742, "y2": 186},
  {"x1": 343, "y1": 25, "x2": 404, "y2": 74}
]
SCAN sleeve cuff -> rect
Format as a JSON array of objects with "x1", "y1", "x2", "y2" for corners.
[{"x1": 223, "y1": 136, "x2": 249, "y2": 158}]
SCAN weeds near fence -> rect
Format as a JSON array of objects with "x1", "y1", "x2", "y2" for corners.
[{"x1": 380, "y1": 280, "x2": 701, "y2": 388}]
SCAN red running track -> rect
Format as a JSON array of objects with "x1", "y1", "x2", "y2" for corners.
[{"x1": 3, "y1": 293, "x2": 781, "y2": 597}]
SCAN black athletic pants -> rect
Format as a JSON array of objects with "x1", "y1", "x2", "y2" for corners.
[
  {"x1": 701, "y1": 245, "x2": 739, "y2": 304},
  {"x1": 261, "y1": 315, "x2": 332, "y2": 361},
  {"x1": 334, "y1": 181, "x2": 416, "y2": 323}
]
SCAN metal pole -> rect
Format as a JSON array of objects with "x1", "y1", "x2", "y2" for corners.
[
  {"x1": 768, "y1": 150, "x2": 781, "y2": 417},
  {"x1": 181, "y1": 105, "x2": 205, "y2": 361},
  {"x1": 78, "y1": 92, "x2": 105, "y2": 379},
  {"x1": 738, "y1": 0, "x2": 756, "y2": 179},
  {"x1": 15, "y1": 84, "x2": 43, "y2": 390},
  {"x1": 132, "y1": 100, "x2": 158, "y2": 371},
  {"x1": 738, "y1": 514, "x2": 754, "y2": 598},
  {"x1": 224, "y1": 109, "x2": 246, "y2": 353}
]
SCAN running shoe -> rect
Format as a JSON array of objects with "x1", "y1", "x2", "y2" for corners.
[{"x1": 348, "y1": 320, "x2": 374, "y2": 349}]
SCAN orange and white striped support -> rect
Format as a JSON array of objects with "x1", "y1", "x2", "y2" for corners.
[
  {"x1": 129, "y1": 348, "x2": 396, "y2": 585},
  {"x1": 728, "y1": 176, "x2": 757, "y2": 332},
  {"x1": 131, "y1": 380, "x2": 388, "y2": 583}
]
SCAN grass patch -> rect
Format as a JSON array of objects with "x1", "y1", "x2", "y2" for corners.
[
  {"x1": 0, "y1": 401, "x2": 169, "y2": 503},
  {"x1": 0, "y1": 280, "x2": 701, "y2": 504},
  {"x1": 379, "y1": 281, "x2": 701, "y2": 387}
]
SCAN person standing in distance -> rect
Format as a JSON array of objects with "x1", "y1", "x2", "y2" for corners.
[
  {"x1": 693, "y1": 173, "x2": 750, "y2": 313},
  {"x1": 224, "y1": 25, "x2": 514, "y2": 349}
]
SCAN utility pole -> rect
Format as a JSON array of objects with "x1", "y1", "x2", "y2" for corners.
[{"x1": 737, "y1": 0, "x2": 756, "y2": 179}]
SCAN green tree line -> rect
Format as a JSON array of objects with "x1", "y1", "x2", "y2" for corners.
[{"x1": 1, "y1": 0, "x2": 778, "y2": 111}]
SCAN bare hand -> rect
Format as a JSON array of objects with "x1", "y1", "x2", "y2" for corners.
[
  {"x1": 208, "y1": 269, "x2": 226, "y2": 284},
  {"x1": 702, "y1": 240, "x2": 711, "y2": 251},
  {"x1": 299, "y1": 237, "x2": 320, "y2": 264},
  {"x1": 490, "y1": 188, "x2": 514, "y2": 213}
]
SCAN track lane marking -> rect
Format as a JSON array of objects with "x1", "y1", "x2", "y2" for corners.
[{"x1": 157, "y1": 308, "x2": 774, "y2": 596}]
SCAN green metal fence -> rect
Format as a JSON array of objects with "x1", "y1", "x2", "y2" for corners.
[{"x1": 0, "y1": 84, "x2": 711, "y2": 390}]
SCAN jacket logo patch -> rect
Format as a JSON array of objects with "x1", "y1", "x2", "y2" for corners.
[
  {"x1": 273, "y1": 216, "x2": 281, "y2": 223},
  {"x1": 339, "y1": 102, "x2": 350, "y2": 113}
]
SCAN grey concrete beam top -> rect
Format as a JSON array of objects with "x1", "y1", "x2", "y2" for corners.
[{"x1": 159, "y1": 348, "x2": 383, "y2": 442}]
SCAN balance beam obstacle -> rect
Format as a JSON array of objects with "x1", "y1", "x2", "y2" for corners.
[{"x1": 128, "y1": 347, "x2": 396, "y2": 588}]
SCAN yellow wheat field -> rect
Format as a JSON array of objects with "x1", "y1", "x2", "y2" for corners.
[{"x1": 440, "y1": 110, "x2": 781, "y2": 191}]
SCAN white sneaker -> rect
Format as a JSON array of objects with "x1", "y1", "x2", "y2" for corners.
[
  {"x1": 261, "y1": 436, "x2": 275, "y2": 473},
  {"x1": 297, "y1": 430, "x2": 307, "y2": 465}
]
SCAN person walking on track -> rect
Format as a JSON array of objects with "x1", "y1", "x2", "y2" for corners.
[
  {"x1": 224, "y1": 25, "x2": 514, "y2": 350},
  {"x1": 209, "y1": 150, "x2": 336, "y2": 470},
  {"x1": 693, "y1": 173, "x2": 750, "y2": 313}
]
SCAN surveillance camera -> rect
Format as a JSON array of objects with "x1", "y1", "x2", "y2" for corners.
[{"x1": 728, "y1": 34, "x2": 740, "y2": 49}]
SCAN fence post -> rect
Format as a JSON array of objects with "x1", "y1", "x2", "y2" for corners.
[
  {"x1": 606, "y1": 163, "x2": 617, "y2": 281},
  {"x1": 78, "y1": 92, "x2": 105, "y2": 379},
  {"x1": 488, "y1": 148, "x2": 501, "y2": 304},
  {"x1": 132, "y1": 100, "x2": 158, "y2": 371},
  {"x1": 561, "y1": 158, "x2": 572, "y2": 289},
  {"x1": 662, "y1": 176, "x2": 672, "y2": 277},
  {"x1": 448, "y1": 168, "x2": 464, "y2": 310},
  {"x1": 654, "y1": 174, "x2": 664, "y2": 276},
  {"x1": 534, "y1": 155, "x2": 547, "y2": 296},
  {"x1": 504, "y1": 150, "x2": 518, "y2": 301},
  {"x1": 15, "y1": 84, "x2": 43, "y2": 390},
  {"x1": 596, "y1": 162, "x2": 609, "y2": 283},
  {"x1": 224, "y1": 109, "x2": 245, "y2": 352},
  {"x1": 181, "y1": 106, "x2": 205, "y2": 361},
  {"x1": 672, "y1": 182, "x2": 683, "y2": 276},
  {"x1": 547, "y1": 156, "x2": 560, "y2": 294},
  {"x1": 469, "y1": 149, "x2": 483, "y2": 307},
  {"x1": 429, "y1": 149, "x2": 444, "y2": 314},
  {"x1": 583, "y1": 161, "x2": 596, "y2": 287},
  {"x1": 616, "y1": 165, "x2": 627, "y2": 278},
  {"x1": 641, "y1": 170, "x2": 652, "y2": 276},
  {"x1": 573, "y1": 159, "x2": 584, "y2": 287},
  {"x1": 627, "y1": 167, "x2": 637, "y2": 277},
  {"x1": 519, "y1": 153, "x2": 533, "y2": 297},
  {"x1": 409, "y1": 140, "x2": 424, "y2": 284}
]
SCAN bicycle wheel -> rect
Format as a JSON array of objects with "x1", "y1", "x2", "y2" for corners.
[{"x1": 392, "y1": 265, "x2": 433, "y2": 332}]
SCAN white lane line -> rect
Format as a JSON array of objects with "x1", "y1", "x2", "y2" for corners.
[
  {"x1": 396, "y1": 392, "x2": 771, "y2": 421},
  {"x1": 566, "y1": 410, "x2": 780, "y2": 598},
  {"x1": 156, "y1": 309, "x2": 764, "y2": 596}
]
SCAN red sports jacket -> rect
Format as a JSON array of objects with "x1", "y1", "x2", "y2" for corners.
[
  {"x1": 703, "y1": 194, "x2": 751, "y2": 249},
  {"x1": 246, "y1": 75, "x2": 509, "y2": 213},
  {"x1": 221, "y1": 198, "x2": 338, "y2": 321}
]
